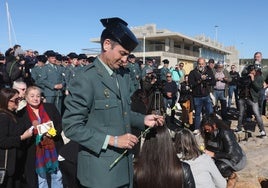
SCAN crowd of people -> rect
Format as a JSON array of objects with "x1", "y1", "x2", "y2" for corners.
[{"x1": 0, "y1": 16, "x2": 266, "y2": 188}]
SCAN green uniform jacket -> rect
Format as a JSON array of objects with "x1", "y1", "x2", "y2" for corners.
[
  {"x1": 31, "y1": 66, "x2": 44, "y2": 90},
  {"x1": 39, "y1": 63, "x2": 65, "y2": 97},
  {"x1": 62, "y1": 58, "x2": 145, "y2": 188}
]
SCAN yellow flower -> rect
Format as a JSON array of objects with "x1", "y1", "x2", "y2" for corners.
[
  {"x1": 47, "y1": 127, "x2": 57, "y2": 137},
  {"x1": 199, "y1": 144, "x2": 205, "y2": 152}
]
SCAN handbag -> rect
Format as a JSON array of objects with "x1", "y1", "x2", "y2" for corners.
[{"x1": 0, "y1": 150, "x2": 8, "y2": 184}]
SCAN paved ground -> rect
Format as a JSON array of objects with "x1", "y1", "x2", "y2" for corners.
[
  {"x1": 171, "y1": 107, "x2": 268, "y2": 188},
  {"x1": 232, "y1": 116, "x2": 268, "y2": 188}
]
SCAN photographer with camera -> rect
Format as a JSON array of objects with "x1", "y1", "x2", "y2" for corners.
[
  {"x1": 141, "y1": 57, "x2": 154, "y2": 80},
  {"x1": 140, "y1": 68, "x2": 165, "y2": 115},
  {"x1": 235, "y1": 65, "x2": 266, "y2": 138},
  {"x1": 188, "y1": 57, "x2": 216, "y2": 135}
]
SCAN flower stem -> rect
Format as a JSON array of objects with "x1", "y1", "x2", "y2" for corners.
[{"x1": 109, "y1": 127, "x2": 152, "y2": 169}]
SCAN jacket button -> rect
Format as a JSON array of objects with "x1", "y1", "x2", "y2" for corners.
[{"x1": 105, "y1": 104, "x2": 109, "y2": 108}]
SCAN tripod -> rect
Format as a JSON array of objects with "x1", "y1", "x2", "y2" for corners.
[{"x1": 153, "y1": 90, "x2": 162, "y2": 115}]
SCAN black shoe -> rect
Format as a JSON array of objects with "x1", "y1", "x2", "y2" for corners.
[
  {"x1": 184, "y1": 123, "x2": 190, "y2": 128},
  {"x1": 256, "y1": 135, "x2": 267, "y2": 138},
  {"x1": 234, "y1": 127, "x2": 242, "y2": 133},
  {"x1": 257, "y1": 131, "x2": 267, "y2": 138}
]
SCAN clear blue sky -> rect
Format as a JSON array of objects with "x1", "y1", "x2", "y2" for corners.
[{"x1": 0, "y1": 0, "x2": 267, "y2": 58}]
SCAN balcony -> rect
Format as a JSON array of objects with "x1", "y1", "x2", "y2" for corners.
[{"x1": 134, "y1": 43, "x2": 199, "y2": 57}]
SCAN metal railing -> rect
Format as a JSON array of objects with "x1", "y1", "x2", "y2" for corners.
[{"x1": 135, "y1": 44, "x2": 199, "y2": 57}]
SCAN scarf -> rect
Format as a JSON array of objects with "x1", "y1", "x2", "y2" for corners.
[{"x1": 26, "y1": 103, "x2": 59, "y2": 177}]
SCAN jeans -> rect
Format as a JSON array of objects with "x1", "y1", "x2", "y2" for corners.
[
  {"x1": 238, "y1": 98, "x2": 265, "y2": 132},
  {"x1": 193, "y1": 95, "x2": 213, "y2": 130},
  {"x1": 38, "y1": 170, "x2": 63, "y2": 188},
  {"x1": 214, "y1": 90, "x2": 227, "y2": 119},
  {"x1": 164, "y1": 97, "x2": 176, "y2": 123},
  {"x1": 258, "y1": 88, "x2": 266, "y2": 115},
  {"x1": 164, "y1": 98, "x2": 175, "y2": 110},
  {"x1": 228, "y1": 85, "x2": 239, "y2": 109}
]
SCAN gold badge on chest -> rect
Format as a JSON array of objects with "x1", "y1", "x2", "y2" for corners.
[{"x1": 104, "y1": 88, "x2": 110, "y2": 98}]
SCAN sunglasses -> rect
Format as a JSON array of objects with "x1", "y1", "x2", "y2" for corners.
[
  {"x1": 166, "y1": 75, "x2": 172, "y2": 78},
  {"x1": 9, "y1": 97, "x2": 21, "y2": 104}
]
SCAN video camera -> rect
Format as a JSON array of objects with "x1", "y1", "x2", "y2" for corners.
[
  {"x1": 239, "y1": 75, "x2": 252, "y2": 88},
  {"x1": 201, "y1": 73, "x2": 212, "y2": 81},
  {"x1": 200, "y1": 73, "x2": 212, "y2": 88},
  {"x1": 239, "y1": 64, "x2": 255, "y2": 88},
  {"x1": 151, "y1": 68, "x2": 163, "y2": 91}
]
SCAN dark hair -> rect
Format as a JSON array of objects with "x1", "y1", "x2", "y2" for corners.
[
  {"x1": 13, "y1": 44, "x2": 21, "y2": 50},
  {"x1": 134, "y1": 126, "x2": 183, "y2": 188},
  {"x1": 200, "y1": 114, "x2": 229, "y2": 137},
  {"x1": 254, "y1": 51, "x2": 262, "y2": 57},
  {"x1": 100, "y1": 29, "x2": 118, "y2": 51},
  {"x1": 0, "y1": 88, "x2": 19, "y2": 122},
  {"x1": 174, "y1": 128, "x2": 202, "y2": 161},
  {"x1": 247, "y1": 65, "x2": 256, "y2": 72},
  {"x1": 0, "y1": 54, "x2": 5, "y2": 61},
  {"x1": 208, "y1": 58, "x2": 215, "y2": 64},
  {"x1": 5, "y1": 47, "x2": 15, "y2": 57},
  {"x1": 87, "y1": 56, "x2": 96, "y2": 63},
  {"x1": 36, "y1": 55, "x2": 48, "y2": 63}
]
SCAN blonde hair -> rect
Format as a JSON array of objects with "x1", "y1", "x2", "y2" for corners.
[{"x1": 25, "y1": 86, "x2": 42, "y2": 96}]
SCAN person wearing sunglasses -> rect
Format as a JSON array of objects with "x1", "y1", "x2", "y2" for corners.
[
  {"x1": 162, "y1": 72, "x2": 177, "y2": 124},
  {"x1": 0, "y1": 88, "x2": 33, "y2": 187}
]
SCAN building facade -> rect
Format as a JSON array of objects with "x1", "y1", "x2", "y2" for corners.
[{"x1": 90, "y1": 24, "x2": 239, "y2": 74}]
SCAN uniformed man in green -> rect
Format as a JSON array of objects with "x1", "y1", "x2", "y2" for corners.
[
  {"x1": 31, "y1": 55, "x2": 47, "y2": 91},
  {"x1": 62, "y1": 17, "x2": 164, "y2": 188},
  {"x1": 126, "y1": 54, "x2": 141, "y2": 96},
  {"x1": 160, "y1": 59, "x2": 171, "y2": 82},
  {"x1": 141, "y1": 57, "x2": 154, "y2": 80},
  {"x1": 64, "y1": 52, "x2": 80, "y2": 96}
]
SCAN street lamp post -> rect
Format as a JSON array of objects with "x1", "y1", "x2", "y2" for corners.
[
  {"x1": 240, "y1": 42, "x2": 244, "y2": 59},
  {"x1": 214, "y1": 25, "x2": 219, "y2": 42},
  {"x1": 143, "y1": 33, "x2": 146, "y2": 64}
]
